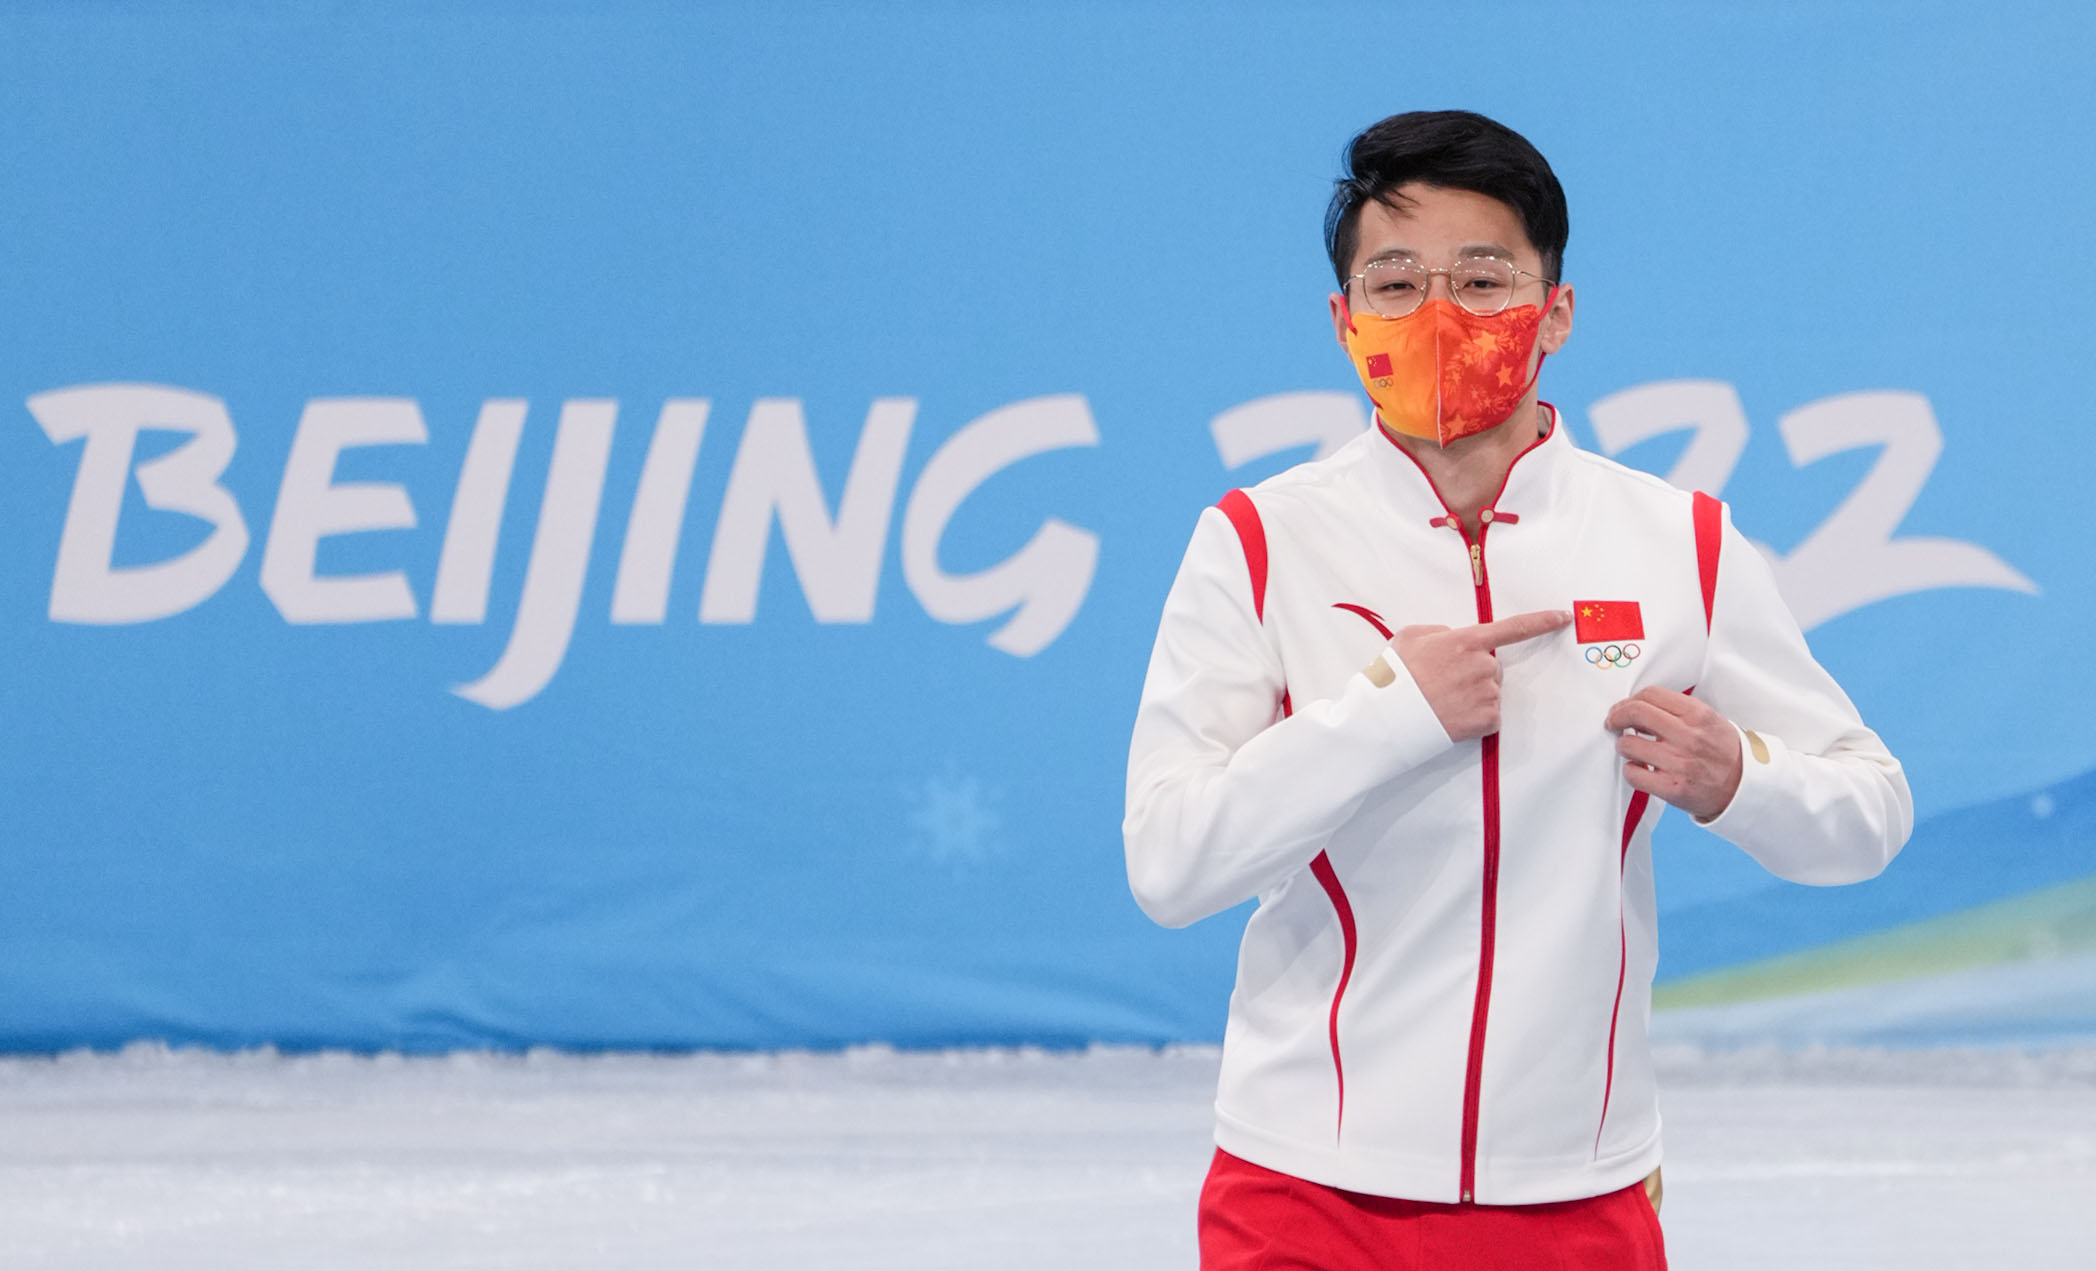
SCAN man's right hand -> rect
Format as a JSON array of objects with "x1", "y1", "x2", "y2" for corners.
[{"x1": 1390, "y1": 609, "x2": 1571, "y2": 742}]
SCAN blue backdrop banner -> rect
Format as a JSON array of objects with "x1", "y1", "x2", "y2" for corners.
[{"x1": 5, "y1": 1, "x2": 2092, "y2": 1051}]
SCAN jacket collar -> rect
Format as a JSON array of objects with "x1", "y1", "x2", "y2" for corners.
[{"x1": 1364, "y1": 402, "x2": 1573, "y2": 526}]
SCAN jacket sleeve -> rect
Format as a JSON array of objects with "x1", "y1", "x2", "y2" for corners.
[
  {"x1": 1122, "y1": 504, "x2": 1456, "y2": 928},
  {"x1": 1693, "y1": 503, "x2": 1915, "y2": 884}
]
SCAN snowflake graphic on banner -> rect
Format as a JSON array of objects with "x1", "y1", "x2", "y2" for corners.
[{"x1": 903, "y1": 765, "x2": 1005, "y2": 872}]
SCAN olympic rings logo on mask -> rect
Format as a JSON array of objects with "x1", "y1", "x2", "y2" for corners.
[{"x1": 1583, "y1": 643, "x2": 1641, "y2": 669}]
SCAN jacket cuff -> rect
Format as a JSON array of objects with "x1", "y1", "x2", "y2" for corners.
[
  {"x1": 1695, "y1": 722, "x2": 1785, "y2": 834},
  {"x1": 1356, "y1": 645, "x2": 1458, "y2": 774}
]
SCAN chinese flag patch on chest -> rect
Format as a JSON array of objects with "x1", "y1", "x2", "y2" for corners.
[{"x1": 1573, "y1": 600, "x2": 1644, "y2": 643}]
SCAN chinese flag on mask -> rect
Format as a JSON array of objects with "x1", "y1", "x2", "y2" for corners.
[{"x1": 1573, "y1": 600, "x2": 1643, "y2": 643}]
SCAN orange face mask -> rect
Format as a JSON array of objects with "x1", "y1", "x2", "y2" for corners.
[{"x1": 1344, "y1": 293, "x2": 1553, "y2": 447}]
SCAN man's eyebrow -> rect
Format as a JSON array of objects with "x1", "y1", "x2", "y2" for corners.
[{"x1": 1358, "y1": 243, "x2": 1517, "y2": 267}]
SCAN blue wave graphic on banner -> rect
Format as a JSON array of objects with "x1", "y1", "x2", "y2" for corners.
[{"x1": 1663, "y1": 768, "x2": 2096, "y2": 982}]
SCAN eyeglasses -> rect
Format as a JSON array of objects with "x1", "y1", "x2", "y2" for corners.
[{"x1": 1346, "y1": 257, "x2": 1558, "y2": 318}]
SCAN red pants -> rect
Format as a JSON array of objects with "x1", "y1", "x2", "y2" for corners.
[{"x1": 1198, "y1": 1149, "x2": 1667, "y2": 1271}]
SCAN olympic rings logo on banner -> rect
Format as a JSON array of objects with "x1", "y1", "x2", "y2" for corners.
[{"x1": 1583, "y1": 643, "x2": 1640, "y2": 669}]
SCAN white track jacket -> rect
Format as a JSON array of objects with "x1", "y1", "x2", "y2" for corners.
[{"x1": 1123, "y1": 413, "x2": 1912, "y2": 1205}]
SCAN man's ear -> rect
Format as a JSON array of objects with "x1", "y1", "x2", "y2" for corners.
[
  {"x1": 1328, "y1": 292, "x2": 1354, "y2": 350},
  {"x1": 1539, "y1": 284, "x2": 1575, "y2": 354}
]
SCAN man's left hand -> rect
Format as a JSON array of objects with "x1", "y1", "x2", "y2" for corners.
[{"x1": 1605, "y1": 687, "x2": 1743, "y2": 821}]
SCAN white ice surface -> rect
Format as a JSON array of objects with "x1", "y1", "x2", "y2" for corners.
[{"x1": 3, "y1": 1042, "x2": 2095, "y2": 1269}]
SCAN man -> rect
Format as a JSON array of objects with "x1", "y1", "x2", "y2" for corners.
[{"x1": 1122, "y1": 110, "x2": 1912, "y2": 1269}]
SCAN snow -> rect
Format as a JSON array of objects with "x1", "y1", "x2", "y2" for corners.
[{"x1": 2, "y1": 1042, "x2": 2094, "y2": 1269}]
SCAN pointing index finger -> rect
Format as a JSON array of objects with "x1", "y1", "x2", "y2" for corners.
[{"x1": 1474, "y1": 609, "x2": 1573, "y2": 650}]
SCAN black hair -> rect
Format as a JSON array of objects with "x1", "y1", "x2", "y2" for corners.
[{"x1": 1324, "y1": 110, "x2": 1568, "y2": 287}]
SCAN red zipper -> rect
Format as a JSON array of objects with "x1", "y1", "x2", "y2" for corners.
[
  {"x1": 1448, "y1": 512, "x2": 1497, "y2": 1205},
  {"x1": 1379, "y1": 411, "x2": 1553, "y2": 1205}
]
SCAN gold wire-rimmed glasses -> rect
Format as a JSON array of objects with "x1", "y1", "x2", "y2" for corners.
[{"x1": 1346, "y1": 257, "x2": 1557, "y2": 318}]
